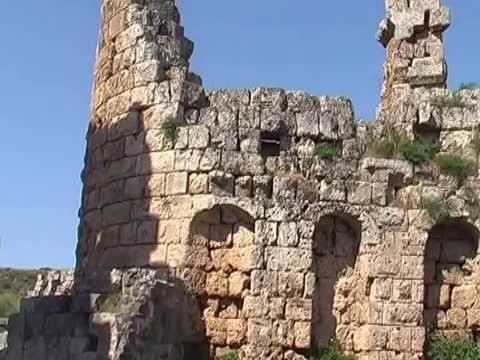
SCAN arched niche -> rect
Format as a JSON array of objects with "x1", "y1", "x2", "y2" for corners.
[
  {"x1": 185, "y1": 204, "x2": 255, "y2": 358},
  {"x1": 311, "y1": 213, "x2": 361, "y2": 351},
  {"x1": 424, "y1": 219, "x2": 480, "y2": 335}
]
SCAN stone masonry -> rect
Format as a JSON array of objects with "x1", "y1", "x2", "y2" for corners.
[{"x1": 3, "y1": 0, "x2": 480, "y2": 359}]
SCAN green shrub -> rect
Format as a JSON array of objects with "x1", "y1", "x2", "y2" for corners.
[
  {"x1": 161, "y1": 116, "x2": 179, "y2": 144},
  {"x1": 422, "y1": 196, "x2": 450, "y2": 224},
  {"x1": 368, "y1": 133, "x2": 438, "y2": 165},
  {"x1": 216, "y1": 351, "x2": 238, "y2": 360},
  {"x1": 435, "y1": 153, "x2": 477, "y2": 183},
  {"x1": 367, "y1": 138, "x2": 396, "y2": 159},
  {"x1": 311, "y1": 340, "x2": 355, "y2": 360},
  {"x1": 398, "y1": 136, "x2": 439, "y2": 165},
  {"x1": 459, "y1": 82, "x2": 480, "y2": 90},
  {"x1": 431, "y1": 92, "x2": 467, "y2": 109},
  {"x1": 0, "y1": 291, "x2": 21, "y2": 318},
  {"x1": 426, "y1": 333, "x2": 480, "y2": 360},
  {"x1": 314, "y1": 143, "x2": 339, "y2": 161},
  {"x1": 97, "y1": 291, "x2": 122, "y2": 313}
]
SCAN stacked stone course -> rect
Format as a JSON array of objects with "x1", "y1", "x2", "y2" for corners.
[{"x1": 3, "y1": 0, "x2": 480, "y2": 359}]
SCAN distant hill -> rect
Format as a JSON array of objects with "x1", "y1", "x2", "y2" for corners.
[{"x1": 0, "y1": 268, "x2": 49, "y2": 318}]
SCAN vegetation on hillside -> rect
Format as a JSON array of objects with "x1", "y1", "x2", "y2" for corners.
[
  {"x1": 0, "y1": 268, "x2": 45, "y2": 318},
  {"x1": 426, "y1": 333, "x2": 480, "y2": 360}
]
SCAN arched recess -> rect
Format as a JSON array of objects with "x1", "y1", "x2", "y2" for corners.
[
  {"x1": 184, "y1": 204, "x2": 255, "y2": 358},
  {"x1": 311, "y1": 213, "x2": 361, "y2": 351},
  {"x1": 424, "y1": 219, "x2": 480, "y2": 336}
]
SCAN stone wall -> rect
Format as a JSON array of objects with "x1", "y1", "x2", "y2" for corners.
[{"x1": 5, "y1": 0, "x2": 480, "y2": 359}]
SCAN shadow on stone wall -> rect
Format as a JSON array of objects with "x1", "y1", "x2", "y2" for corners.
[
  {"x1": 424, "y1": 219, "x2": 479, "y2": 337},
  {"x1": 311, "y1": 214, "x2": 361, "y2": 351}
]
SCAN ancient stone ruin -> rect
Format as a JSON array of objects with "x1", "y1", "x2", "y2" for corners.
[{"x1": 2, "y1": 0, "x2": 480, "y2": 359}]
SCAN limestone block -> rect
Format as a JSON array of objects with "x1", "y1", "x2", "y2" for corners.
[
  {"x1": 253, "y1": 175, "x2": 273, "y2": 199},
  {"x1": 278, "y1": 272, "x2": 304, "y2": 298},
  {"x1": 115, "y1": 24, "x2": 145, "y2": 53},
  {"x1": 146, "y1": 174, "x2": 166, "y2": 196},
  {"x1": 102, "y1": 202, "x2": 131, "y2": 226},
  {"x1": 251, "y1": 270, "x2": 278, "y2": 297},
  {"x1": 271, "y1": 320, "x2": 294, "y2": 347},
  {"x1": 446, "y1": 307, "x2": 466, "y2": 328},
  {"x1": 285, "y1": 299, "x2": 312, "y2": 321},
  {"x1": 228, "y1": 272, "x2": 249, "y2": 297},
  {"x1": 227, "y1": 319, "x2": 247, "y2": 346},
  {"x1": 247, "y1": 319, "x2": 273, "y2": 347},
  {"x1": 296, "y1": 111, "x2": 319, "y2": 137},
  {"x1": 411, "y1": 327, "x2": 426, "y2": 352},
  {"x1": 371, "y1": 278, "x2": 392, "y2": 300},
  {"x1": 388, "y1": 327, "x2": 411, "y2": 352},
  {"x1": 353, "y1": 325, "x2": 389, "y2": 352},
  {"x1": 189, "y1": 173, "x2": 209, "y2": 194},
  {"x1": 383, "y1": 303, "x2": 422, "y2": 325},
  {"x1": 209, "y1": 171, "x2": 235, "y2": 197},
  {"x1": 157, "y1": 220, "x2": 180, "y2": 244},
  {"x1": 136, "y1": 151, "x2": 175, "y2": 175},
  {"x1": 266, "y1": 247, "x2": 312, "y2": 273},
  {"x1": 467, "y1": 309, "x2": 480, "y2": 328},
  {"x1": 188, "y1": 125, "x2": 210, "y2": 149},
  {"x1": 165, "y1": 172, "x2": 188, "y2": 195},
  {"x1": 255, "y1": 221, "x2": 277, "y2": 246},
  {"x1": 278, "y1": 222, "x2": 299, "y2": 247},
  {"x1": 124, "y1": 176, "x2": 144, "y2": 200},
  {"x1": 348, "y1": 181, "x2": 372, "y2": 205},
  {"x1": 251, "y1": 88, "x2": 287, "y2": 111},
  {"x1": 205, "y1": 317, "x2": 227, "y2": 346},
  {"x1": 320, "y1": 180, "x2": 346, "y2": 202},
  {"x1": 293, "y1": 321, "x2": 310, "y2": 349},
  {"x1": 235, "y1": 176, "x2": 253, "y2": 198},
  {"x1": 451, "y1": 285, "x2": 477, "y2": 309}
]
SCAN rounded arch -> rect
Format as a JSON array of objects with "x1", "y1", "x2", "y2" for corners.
[
  {"x1": 311, "y1": 213, "x2": 362, "y2": 352},
  {"x1": 184, "y1": 204, "x2": 256, "y2": 358},
  {"x1": 424, "y1": 218, "x2": 480, "y2": 335}
]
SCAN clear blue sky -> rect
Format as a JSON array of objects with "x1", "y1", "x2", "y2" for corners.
[{"x1": 0, "y1": 1, "x2": 478, "y2": 269}]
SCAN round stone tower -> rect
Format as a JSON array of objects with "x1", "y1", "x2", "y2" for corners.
[{"x1": 76, "y1": 0, "x2": 206, "y2": 276}]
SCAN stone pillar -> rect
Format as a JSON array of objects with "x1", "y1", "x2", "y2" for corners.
[
  {"x1": 76, "y1": 0, "x2": 206, "y2": 277},
  {"x1": 377, "y1": 0, "x2": 450, "y2": 129}
]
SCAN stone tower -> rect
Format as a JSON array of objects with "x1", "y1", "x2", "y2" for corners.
[
  {"x1": 6, "y1": 1, "x2": 480, "y2": 360},
  {"x1": 377, "y1": 0, "x2": 450, "y2": 132},
  {"x1": 77, "y1": 0, "x2": 206, "y2": 274}
]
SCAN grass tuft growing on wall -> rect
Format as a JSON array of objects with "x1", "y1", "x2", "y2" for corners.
[
  {"x1": 97, "y1": 291, "x2": 122, "y2": 313},
  {"x1": 367, "y1": 133, "x2": 438, "y2": 165},
  {"x1": 431, "y1": 92, "x2": 467, "y2": 109},
  {"x1": 311, "y1": 340, "x2": 355, "y2": 360},
  {"x1": 314, "y1": 143, "x2": 340, "y2": 161},
  {"x1": 422, "y1": 196, "x2": 450, "y2": 224},
  {"x1": 216, "y1": 351, "x2": 239, "y2": 360},
  {"x1": 161, "y1": 116, "x2": 179, "y2": 144},
  {"x1": 435, "y1": 153, "x2": 477, "y2": 183},
  {"x1": 426, "y1": 333, "x2": 480, "y2": 360}
]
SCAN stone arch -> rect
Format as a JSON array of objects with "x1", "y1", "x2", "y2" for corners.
[
  {"x1": 185, "y1": 204, "x2": 256, "y2": 358},
  {"x1": 424, "y1": 219, "x2": 480, "y2": 336},
  {"x1": 311, "y1": 213, "x2": 361, "y2": 351}
]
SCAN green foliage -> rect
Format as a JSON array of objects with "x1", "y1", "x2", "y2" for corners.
[
  {"x1": 161, "y1": 116, "x2": 179, "y2": 144},
  {"x1": 426, "y1": 333, "x2": 480, "y2": 360},
  {"x1": 435, "y1": 153, "x2": 477, "y2": 183},
  {"x1": 422, "y1": 196, "x2": 450, "y2": 224},
  {"x1": 397, "y1": 136, "x2": 439, "y2": 165},
  {"x1": 314, "y1": 143, "x2": 339, "y2": 161},
  {"x1": 367, "y1": 133, "x2": 438, "y2": 165},
  {"x1": 367, "y1": 138, "x2": 396, "y2": 159},
  {"x1": 216, "y1": 351, "x2": 239, "y2": 360},
  {"x1": 459, "y1": 82, "x2": 480, "y2": 90},
  {"x1": 311, "y1": 340, "x2": 355, "y2": 360},
  {"x1": 0, "y1": 291, "x2": 21, "y2": 318},
  {"x1": 431, "y1": 92, "x2": 467, "y2": 109},
  {"x1": 97, "y1": 291, "x2": 122, "y2": 313}
]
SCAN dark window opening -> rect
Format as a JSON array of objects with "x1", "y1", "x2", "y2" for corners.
[{"x1": 260, "y1": 132, "x2": 281, "y2": 157}]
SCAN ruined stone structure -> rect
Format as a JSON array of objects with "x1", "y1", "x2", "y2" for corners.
[{"x1": 2, "y1": 0, "x2": 480, "y2": 359}]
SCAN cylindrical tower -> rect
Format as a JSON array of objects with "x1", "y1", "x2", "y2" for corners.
[{"x1": 77, "y1": 0, "x2": 206, "y2": 276}]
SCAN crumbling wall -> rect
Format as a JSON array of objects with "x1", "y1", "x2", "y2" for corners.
[{"x1": 5, "y1": 0, "x2": 480, "y2": 359}]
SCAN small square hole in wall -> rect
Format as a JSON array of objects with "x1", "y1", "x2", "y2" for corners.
[{"x1": 260, "y1": 132, "x2": 281, "y2": 157}]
